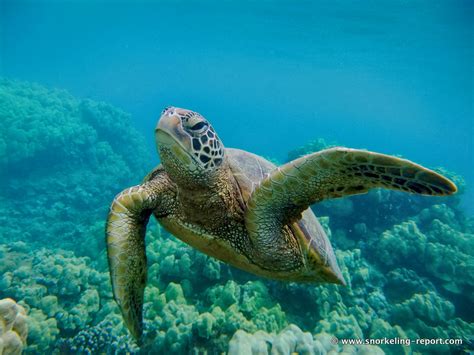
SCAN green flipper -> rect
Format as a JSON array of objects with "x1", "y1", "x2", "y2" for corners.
[
  {"x1": 245, "y1": 147, "x2": 457, "y2": 257},
  {"x1": 106, "y1": 182, "x2": 162, "y2": 343}
]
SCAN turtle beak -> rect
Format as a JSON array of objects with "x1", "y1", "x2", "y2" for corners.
[
  {"x1": 155, "y1": 106, "x2": 195, "y2": 139},
  {"x1": 156, "y1": 108, "x2": 181, "y2": 136},
  {"x1": 156, "y1": 109, "x2": 188, "y2": 146},
  {"x1": 155, "y1": 107, "x2": 194, "y2": 164}
]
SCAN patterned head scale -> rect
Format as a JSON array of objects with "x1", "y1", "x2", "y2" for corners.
[
  {"x1": 171, "y1": 108, "x2": 224, "y2": 170},
  {"x1": 155, "y1": 107, "x2": 225, "y2": 182}
]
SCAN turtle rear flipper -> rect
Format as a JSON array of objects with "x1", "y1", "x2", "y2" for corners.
[
  {"x1": 106, "y1": 181, "x2": 168, "y2": 343},
  {"x1": 245, "y1": 147, "x2": 457, "y2": 267}
]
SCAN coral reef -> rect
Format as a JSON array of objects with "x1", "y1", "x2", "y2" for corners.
[
  {"x1": 140, "y1": 233, "x2": 290, "y2": 353},
  {"x1": 57, "y1": 319, "x2": 136, "y2": 354},
  {"x1": 0, "y1": 78, "x2": 152, "y2": 252},
  {"x1": 0, "y1": 243, "x2": 114, "y2": 353},
  {"x1": 228, "y1": 324, "x2": 384, "y2": 354},
  {"x1": 0, "y1": 298, "x2": 28, "y2": 355},
  {"x1": 0, "y1": 80, "x2": 472, "y2": 354}
]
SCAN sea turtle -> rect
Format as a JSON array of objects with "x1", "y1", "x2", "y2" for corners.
[{"x1": 106, "y1": 107, "x2": 456, "y2": 342}]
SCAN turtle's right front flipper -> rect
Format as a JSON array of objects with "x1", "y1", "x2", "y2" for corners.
[{"x1": 106, "y1": 180, "x2": 167, "y2": 343}]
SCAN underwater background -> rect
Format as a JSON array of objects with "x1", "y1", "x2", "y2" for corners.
[{"x1": 0, "y1": 0, "x2": 473, "y2": 354}]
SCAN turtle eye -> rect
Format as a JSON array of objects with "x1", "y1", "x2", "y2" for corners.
[{"x1": 190, "y1": 121, "x2": 208, "y2": 132}]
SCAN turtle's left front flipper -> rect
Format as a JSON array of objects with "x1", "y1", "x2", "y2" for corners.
[
  {"x1": 106, "y1": 180, "x2": 166, "y2": 343},
  {"x1": 245, "y1": 147, "x2": 456, "y2": 257}
]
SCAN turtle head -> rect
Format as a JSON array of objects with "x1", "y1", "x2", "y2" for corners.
[{"x1": 155, "y1": 106, "x2": 225, "y2": 185}]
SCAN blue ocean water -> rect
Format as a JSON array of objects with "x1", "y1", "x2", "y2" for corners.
[
  {"x1": 2, "y1": 0, "x2": 473, "y2": 205},
  {"x1": 0, "y1": 1, "x2": 473, "y2": 354}
]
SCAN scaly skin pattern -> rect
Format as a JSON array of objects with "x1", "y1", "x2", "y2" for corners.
[
  {"x1": 106, "y1": 107, "x2": 457, "y2": 342},
  {"x1": 106, "y1": 171, "x2": 175, "y2": 342},
  {"x1": 154, "y1": 158, "x2": 266, "y2": 277}
]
